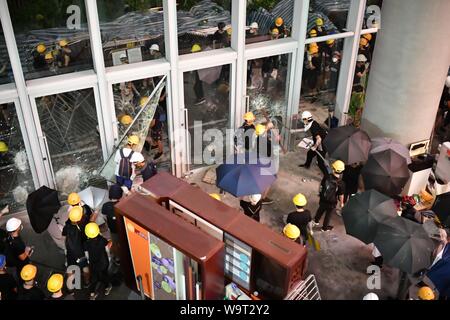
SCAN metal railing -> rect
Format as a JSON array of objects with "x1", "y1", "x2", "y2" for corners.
[{"x1": 284, "y1": 274, "x2": 321, "y2": 300}]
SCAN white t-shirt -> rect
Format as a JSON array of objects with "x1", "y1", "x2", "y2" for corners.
[{"x1": 114, "y1": 147, "x2": 145, "y2": 176}]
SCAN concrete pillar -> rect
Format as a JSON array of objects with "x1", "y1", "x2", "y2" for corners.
[{"x1": 361, "y1": 0, "x2": 450, "y2": 146}]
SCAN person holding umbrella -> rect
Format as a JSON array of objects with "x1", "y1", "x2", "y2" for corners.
[{"x1": 313, "y1": 160, "x2": 346, "y2": 232}]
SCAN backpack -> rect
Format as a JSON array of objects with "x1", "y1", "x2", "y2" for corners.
[
  {"x1": 142, "y1": 161, "x2": 158, "y2": 181},
  {"x1": 320, "y1": 177, "x2": 338, "y2": 204},
  {"x1": 118, "y1": 149, "x2": 134, "y2": 179}
]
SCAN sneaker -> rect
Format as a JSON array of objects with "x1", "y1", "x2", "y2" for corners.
[
  {"x1": 261, "y1": 197, "x2": 274, "y2": 205},
  {"x1": 321, "y1": 226, "x2": 334, "y2": 232},
  {"x1": 104, "y1": 284, "x2": 113, "y2": 296},
  {"x1": 312, "y1": 221, "x2": 320, "y2": 227},
  {"x1": 298, "y1": 163, "x2": 310, "y2": 168},
  {"x1": 153, "y1": 152, "x2": 163, "y2": 160},
  {"x1": 90, "y1": 292, "x2": 98, "y2": 300}
]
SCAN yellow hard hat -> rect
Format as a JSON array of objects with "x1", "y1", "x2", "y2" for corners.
[
  {"x1": 47, "y1": 274, "x2": 64, "y2": 293},
  {"x1": 243, "y1": 112, "x2": 255, "y2": 122},
  {"x1": 255, "y1": 124, "x2": 266, "y2": 136},
  {"x1": 332, "y1": 160, "x2": 345, "y2": 173},
  {"x1": 226, "y1": 28, "x2": 232, "y2": 36},
  {"x1": 85, "y1": 222, "x2": 100, "y2": 239},
  {"x1": 326, "y1": 39, "x2": 335, "y2": 45},
  {"x1": 67, "y1": 192, "x2": 81, "y2": 206},
  {"x1": 44, "y1": 52, "x2": 53, "y2": 60},
  {"x1": 308, "y1": 44, "x2": 319, "y2": 55},
  {"x1": 127, "y1": 135, "x2": 140, "y2": 145},
  {"x1": 360, "y1": 37, "x2": 369, "y2": 47},
  {"x1": 59, "y1": 39, "x2": 68, "y2": 47},
  {"x1": 418, "y1": 287, "x2": 435, "y2": 300},
  {"x1": 21, "y1": 264, "x2": 37, "y2": 281},
  {"x1": 309, "y1": 29, "x2": 317, "y2": 37},
  {"x1": 120, "y1": 115, "x2": 133, "y2": 125},
  {"x1": 283, "y1": 224, "x2": 300, "y2": 240},
  {"x1": 191, "y1": 44, "x2": 202, "y2": 53},
  {"x1": 275, "y1": 17, "x2": 284, "y2": 27},
  {"x1": 0, "y1": 141, "x2": 8, "y2": 152},
  {"x1": 36, "y1": 44, "x2": 46, "y2": 53},
  {"x1": 293, "y1": 193, "x2": 307, "y2": 207},
  {"x1": 69, "y1": 206, "x2": 83, "y2": 223},
  {"x1": 316, "y1": 18, "x2": 324, "y2": 26},
  {"x1": 209, "y1": 193, "x2": 221, "y2": 201},
  {"x1": 140, "y1": 96, "x2": 149, "y2": 107},
  {"x1": 362, "y1": 33, "x2": 372, "y2": 41},
  {"x1": 271, "y1": 28, "x2": 279, "y2": 35}
]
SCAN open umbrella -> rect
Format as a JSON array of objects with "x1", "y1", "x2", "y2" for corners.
[
  {"x1": 197, "y1": 65, "x2": 222, "y2": 84},
  {"x1": 78, "y1": 186, "x2": 108, "y2": 210},
  {"x1": 216, "y1": 153, "x2": 276, "y2": 197},
  {"x1": 431, "y1": 192, "x2": 450, "y2": 227},
  {"x1": 323, "y1": 125, "x2": 371, "y2": 164},
  {"x1": 370, "y1": 137, "x2": 412, "y2": 165},
  {"x1": 373, "y1": 216, "x2": 435, "y2": 274},
  {"x1": 342, "y1": 190, "x2": 398, "y2": 244},
  {"x1": 361, "y1": 149, "x2": 410, "y2": 197},
  {"x1": 26, "y1": 186, "x2": 61, "y2": 234}
]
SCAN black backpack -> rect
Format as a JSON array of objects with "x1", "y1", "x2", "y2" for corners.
[
  {"x1": 320, "y1": 177, "x2": 338, "y2": 204},
  {"x1": 142, "y1": 161, "x2": 158, "y2": 181},
  {"x1": 118, "y1": 149, "x2": 134, "y2": 179}
]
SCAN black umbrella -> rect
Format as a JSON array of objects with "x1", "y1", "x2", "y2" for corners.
[
  {"x1": 370, "y1": 137, "x2": 412, "y2": 165},
  {"x1": 361, "y1": 149, "x2": 410, "y2": 197},
  {"x1": 431, "y1": 192, "x2": 450, "y2": 227},
  {"x1": 26, "y1": 186, "x2": 61, "y2": 233},
  {"x1": 323, "y1": 125, "x2": 371, "y2": 164},
  {"x1": 373, "y1": 216, "x2": 435, "y2": 274},
  {"x1": 342, "y1": 190, "x2": 398, "y2": 244}
]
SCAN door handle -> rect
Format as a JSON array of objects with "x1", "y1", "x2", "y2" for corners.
[
  {"x1": 40, "y1": 134, "x2": 57, "y2": 189},
  {"x1": 136, "y1": 275, "x2": 146, "y2": 300}
]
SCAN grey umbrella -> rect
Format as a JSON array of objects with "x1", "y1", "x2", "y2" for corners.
[
  {"x1": 373, "y1": 216, "x2": 435, "y2": 274},
  {"x1": 361, "y1": 149, "x2": 410, "y2": 197},
  {"x1": 323, "y1": 125, "x2": 371, "y2": 164},
  {"x1": 370, "y1": 137, "x2": 412, "y2": 165},
  {"x1": 342, "y1": 190, "x2": 398, "y2": 244}
]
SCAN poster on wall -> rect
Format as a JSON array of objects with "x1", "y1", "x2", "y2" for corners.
[{"x1": 149, "y1": 233, "x2": 177, "y2": 300}]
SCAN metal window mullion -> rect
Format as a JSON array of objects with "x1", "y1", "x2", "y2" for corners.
[
  {"x1": 85, "y1": 0, "x2": 114, "y2": 160},
  {"x1": 334, "y1": 0, "x2": 367, "y2": 124},
  {"x1": 0, "y1": 0, "x2": 48, "y2": 187},
  {"x1": 0, "y1": 83, "x2": 18, "y2": 103},
  {"x1": 245, "y1": 38, "x2": 298, "y2": 60}
]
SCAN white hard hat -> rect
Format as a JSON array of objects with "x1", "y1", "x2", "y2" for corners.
[
  {"x1": 150, "y1": 44, "x2": 160, "y2": 52},
  {"x1": 357, "y1": 54, "x2": 367, "y2": 62},
  {"x1": 301, "y1": 111, "x2": 313, "y2": 120},
  {"x1": 363, "y1": 293, "x2": 379, "y2": 300},
  {"x1": 250, "y1": 194, "x2": 262, "y2": 204},
  {"x1": 6, "y1": 217, "x2": 22, "y2": 232},
  {"x1": 445, "y1": 76, "x2": 450, "y2": 88},
  {"x1": 250, "y1": 22, "x2": 259, "y2": 29}
]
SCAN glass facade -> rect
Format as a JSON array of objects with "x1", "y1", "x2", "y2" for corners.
[
  {"x1": 245, "y1": 0, "x2": 294, "y2": 44},
  {"x1": 0, "y1": 25, "x2": 12, "y2": 84},
  {"x1": 7, "y1": 0, "x2": 93, "y2": 80},
  {"x1": 176, "y1": 0, "x2": 232, "y2": 55},
  {"x1": 307, "y1": 0, "x2": 350, "y2": 38},
  {"x1": 97, "y1": 0, "x2": 165, "y2": 68}
]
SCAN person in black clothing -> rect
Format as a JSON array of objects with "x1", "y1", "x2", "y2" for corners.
[
  {"x1": 46, "y1": 273, "x2": 74, "y2": 300},
  {"x1": 353, "y1": 54, "x2": 368, "y2": 90},
  {"x1": 400, "y1": 196, "x2": 419, "y2": 223},
  {"x1": 213, "y1": 22, "x2": 229, "y2": 48},
  {"x1": 287, "y1": 194, "x2": 312, "y2": 245},
  {"x1": 240, "y1": 194, "x2": 262, "y2": 222},
  {"x1": 261, "y1": 55, "x2": 279, "y2": 92},
  {"x1": 298, "y1": 111, "x2": 329, "y2": 176},
  {"x1": 313, "y1": 160, "x2": 346, "y2": 232},
  {"x1": 343, "y1": 162, "x2": 363, "y2": 203},
  {"x1": 32, "y1": 44, "x2": 47, "y2": 70},
  {"x1": 327, "y1": 51, "x2": 341, "y2": 105},
  {"x1": 0, "y1": 254, "x2": 17, "y2": 300},
  {"x1": 102, "y1": 184, "x2": 123, "y2": 264},
  {"x1": 62, "y1": 206, "x2": 90, "y2": 289},
  {"x1": 84, "y1": 222, "x2": 112, "y2": 300},
  {"x1": 4, "y1": 218, "x2": 32, "y2": 280},
  {"x1": 234, "y1": 112, "x2": 256, "y2": 153},
  {"x1": 67, "y1": 192, "x2": 96, "y2": 233},
  {"x1": 305, "y1": 44, "x2": 322, "y2": 101},
  {"x1": 17, "y1": 264, "x2": 45, "y2": 300}
]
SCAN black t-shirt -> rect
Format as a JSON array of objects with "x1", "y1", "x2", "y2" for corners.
[
  {"x1": 0, "y1": 272, "x2": 17, "y2": 300},
  {"x1": 84, "y1": 236, "x2": 109, "y2": 272},
  {"x1": 5, "y1": 235, "x2": 29, "y2": 269},
  {"x1": 235, "y1": 122, "x2": 256, "y2": 151},
  {"x1": 310, "y1": 56, "x2": 322, "y2": 74},
  {"x1": 319, "y1": 175, "x2": 345, "y2": 206},
  {"x1": 62, "y1": 221, "x2": 85, "y2": 262},
  {"x1": 47, "y1": 293, "x2": 75, "y2": 300},
  {"x1": 308, "y1": 121, "x2": 327, "y2": 146},
  {"x1": 343, "y1": 164, "x2": 362, "y2": 195},
  {"x1": 287, "y1": 210, "x2": 312, "y2": 239},
  {"x1": 213, "y1": 30, "x2": 228, "y2": 47},
  {"x1": 17, "y1": 286, "x2": 45, "y2": 300},
  {"x1": 102, "y1": 201, "x2": 117, "y2": 234},
  {"x1": 240, "y1": 200, "x2": 262, "y2": 218},
  {"x1": 79, "y1": 204, "x2": 93, "y2": 232},
  {"x1": 353, "y1": 64, "x2": 366, "y2": 84}
]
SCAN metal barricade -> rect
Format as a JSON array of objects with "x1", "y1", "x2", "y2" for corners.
[{"x1": 285, "y1": 274, "x2": 321, "y2": 300}]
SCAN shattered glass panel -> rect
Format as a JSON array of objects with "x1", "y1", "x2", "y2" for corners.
[
  {"x1": 0, "y1": 24, "x2": 13, "y2": 84},
  {"x1": 0, "y1": 102, "x2": 34, "y2": 213},
  {"x1": 36, "y1": 89, "x2": 105, "y2": 195},
  {"x1": 100, "y1": 77, "x2": 167, "y2": 182}
]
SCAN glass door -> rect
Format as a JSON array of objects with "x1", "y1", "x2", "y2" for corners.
[
  {"x1": 32, "y1": 88, "x2": 106, "y2": 194},
  {"x1": 183, "y1": 64, "x2": 231, "y2": 171}
]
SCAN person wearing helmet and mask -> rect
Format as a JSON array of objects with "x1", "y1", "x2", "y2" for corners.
[
  {"x1": 353, "y1": 54, "x2": 368, "y2": 91},
  {"x1": 67, "y1": 192, "x2": 96, "y2": 232},
  {"x1": 234, "y1": 112, "x2": 256, "y2": 153},
  {"x1": 32, "y1": 43, "x2": 47, "y2": 70},
  {"x1": 327, "y1": 51, "x2": 341, "y2": 106},
  {"x1": 0, "y1": 254, "x2": 18, "y2": 300},
  {"x1": 286, "y1": 193, "x2": 312, "y2": 245},
  {"x1": 271, "y1": 17, "x2": 287, "y2": 37},
  {"x1": 213, "y1": 22, "x2": 229, "y2": 48},
  {"x1": 246, "y1": 22, "x2": 259, "y2": 38},
  {"x1": 16, "y1": 264, "x2": 45, "y2": 300},
  {"x1": 114, "y1": 135, "x2": 145, "y2": 191},
  {"x1": 83, "y1": 222, "x2": 113, "y2": 300},
  {"x1": 4, "y1": 218, "x2": 33, "y2": 280},
  {"x1": 315, "y1": 17, "x2": 326, "y2": 37},
  {"x1": 46, "y1": 273, "x2": 74, "y2": 300},
  {"x1": 313, "y1": 160, "x2": 346, "y2": 232},
  {"x1": 55, "y1": 39, "x2": 72, "y2": 67},
  {"x1": 298, "y1": 110, "x2": 328, "y2": 176},
  {"x1": 190, "y1": 44, "x2": 206, "y2": 105},
  {"x1": 283, "y1": 224, "x2": 301, "y2": 244},
  {"x1": 240, "y1": 194, "x2": 263, "y2": 222},
  {"x1": 305, "y1": 43, "x2": 322, "y2": 102},
  {"x1": 149, "y1": 44, "x2": 162, "y2": 60}
]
